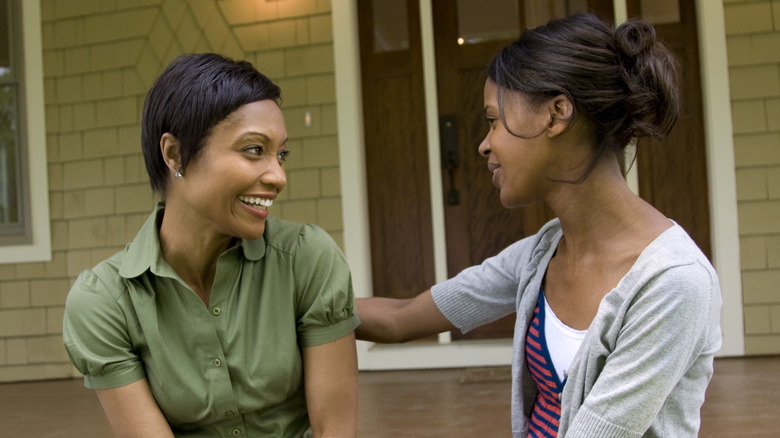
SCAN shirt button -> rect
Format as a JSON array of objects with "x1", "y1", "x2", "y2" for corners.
[
  {"x1": 225, "y1": 410, "x2": 235, "y2": 418},
  {"x1": 212, "y1": 307, "x2": 221, "y2": 316},
  {"x1": 214, "y1": 358, "x2": 222, "y2": 367},
  {"x1": 231, "y1": 428, "x2": 241, "y2": 436}
]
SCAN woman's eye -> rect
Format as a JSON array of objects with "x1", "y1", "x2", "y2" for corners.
[
  {"x1": 277, "y1": 150, "x2": 290, "y2": 163},
  {"x1": 245, "y1": 145, "x2": 263, "y2": 155}
]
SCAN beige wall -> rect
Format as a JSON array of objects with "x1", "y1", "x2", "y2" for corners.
[
  {"x1": 726, "y1": 0, "x2": 780, "y2": 354},
  {"x1": 0, "y1": 0, "x2": 341, "y2": 383}
]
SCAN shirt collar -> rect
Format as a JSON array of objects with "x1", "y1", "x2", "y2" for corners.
[{"x1": 118, "y1": 203, "x2": 267, "y2": 279}]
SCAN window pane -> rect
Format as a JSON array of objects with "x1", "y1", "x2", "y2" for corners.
[
  {"x1": 523, "y1": 0, "x2": 590, "y2": 28},
  {"x1": 373, "y1": 0, "x2": 409, "y2": 53},
  {"x1": 456, "y1": 0, "x2": 590, "y2": 45},
  {"x1": 0, "y1": 84, "x2": 20, "y2": 229},
  {"x1": 0, "y1": 0, "x2": 19, "y2": 231},
  {"x1": 0, "y1": 0, "x2": 11, "y2": 78},
  {"x1": 640, "y1": 0, "x2": 680, "y2": 25},
  {"x1": 456, "y1": 0, "x2": 520, "y2": 45}
]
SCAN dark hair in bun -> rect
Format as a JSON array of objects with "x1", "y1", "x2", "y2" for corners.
[{"x1": 487, "y1": 13, "x2": 680, "y2": 180}]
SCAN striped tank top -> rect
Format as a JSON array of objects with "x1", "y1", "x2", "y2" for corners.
[{"x1": 525, "y1": 289, "x2": 565, "y2": 437}]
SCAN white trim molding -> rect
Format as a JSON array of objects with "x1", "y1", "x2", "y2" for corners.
[{"x1": 695, "y1": 0, "x2": 744, "y2": 356}]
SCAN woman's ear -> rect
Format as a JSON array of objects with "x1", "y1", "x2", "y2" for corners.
[
  {"x1": 547, "y1": 95, "x2": 574, "y2": 138},
  {"x1": 160, "y1": 133, "x2": 182, "y2": 175}
]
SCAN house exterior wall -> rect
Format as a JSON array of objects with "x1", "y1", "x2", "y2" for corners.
[
  {"x1": 725, "y1": 0, "x2": 780, "y2": 354},
  {"x1": 0, "y1": 0, "x2": 341, "y2": 383},
  {"x1": 1, "y1": 0, "x2": 778, "y2": 384}
]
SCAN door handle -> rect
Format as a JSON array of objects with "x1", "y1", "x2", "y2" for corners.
[{"x1": 440, "y1": 114, "x2": 460, "y2": 205}]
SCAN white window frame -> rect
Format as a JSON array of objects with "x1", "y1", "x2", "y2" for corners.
[{"x1": 0, "y1": 0, "x2": 50, "y2": 264}]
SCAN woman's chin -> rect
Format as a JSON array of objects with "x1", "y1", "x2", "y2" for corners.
[
  {"x1": 499, "y1": 194, "x2": 522, "y2": 209},
  {"x1": 500, "y1": 194, "x2": 536, "y2": 210},
  {"x1": 237, "y1": 224, "x2": 266, "y2": 241}
]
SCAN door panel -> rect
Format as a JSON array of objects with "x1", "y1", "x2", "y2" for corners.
[{"x1": 358, "y1": 0, "x2": 437, "y2": 300}]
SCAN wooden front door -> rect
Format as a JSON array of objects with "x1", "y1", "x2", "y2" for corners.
[
  {"x1": 357, "y1": 0, "x2": 437, "y2": 303},
  {"x1": 358, "y1": 0, "x2": 709, "y2": 340}
]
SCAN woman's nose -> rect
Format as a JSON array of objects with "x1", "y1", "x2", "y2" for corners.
[
  {"x1": 478, "y1": 135, "x2": 491, "y2": 157},
  {"x1": 263, "y1": 161, "x2": 287, "y2": 191}
]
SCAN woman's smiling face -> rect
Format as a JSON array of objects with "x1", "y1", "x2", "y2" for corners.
[{"x1": 174, "y1": 99, "x2": 288, "y2": 241}]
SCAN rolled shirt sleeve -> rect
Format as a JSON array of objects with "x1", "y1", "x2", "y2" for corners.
[
  {"x1": 63, "y1": 268, "x2": 146, "y2": 389},
  {"x1": 292, "y1": 223, "x2": 360, "y2": 348}
]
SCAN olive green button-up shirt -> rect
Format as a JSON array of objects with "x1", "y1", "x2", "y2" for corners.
[{"x1": 63, "y1": 205, "x2": 360, "y2": 437}]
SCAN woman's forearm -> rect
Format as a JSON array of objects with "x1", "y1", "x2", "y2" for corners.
[
  {"x1": 356, "y1": 290, "x2": 455, "y2": 343},
  {"x1": 304, "y1": 334, "x2": 359, "y2": 438},
  {"x1": 96, "y1": 380, "x2": 175, "y2": 438}
]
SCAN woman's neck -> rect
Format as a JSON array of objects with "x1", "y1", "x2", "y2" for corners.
[
  {"x1": 546, "y1": 154, "x2": 671, "y2": 261},
  {"x1": 157, "y1": 202, "x2": 233, "y2": 304}
]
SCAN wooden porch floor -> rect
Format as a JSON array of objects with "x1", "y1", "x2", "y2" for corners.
[{"x1": 1, "y1": 356, "x2": 777, "y2": 437}]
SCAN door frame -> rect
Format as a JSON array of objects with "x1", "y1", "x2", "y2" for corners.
[{"x1": 332, "y1": 0, "x2": 744, "y2": 370}]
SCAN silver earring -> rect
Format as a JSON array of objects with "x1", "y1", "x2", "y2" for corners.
[{"x1": 174, "y1": 170, "x2": 183, "y2": 178}]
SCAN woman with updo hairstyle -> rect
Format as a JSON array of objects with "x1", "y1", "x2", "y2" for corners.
[
  {"x1": 356, "y1": 13, "x2": 721, "y2": 438},
  {"x1": 63, "y1": 53, "x2": 359, "y2": 437}
]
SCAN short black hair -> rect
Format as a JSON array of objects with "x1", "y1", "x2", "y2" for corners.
[{"x1": 141, "y1": 53, "x2": 282, "y2": 198}]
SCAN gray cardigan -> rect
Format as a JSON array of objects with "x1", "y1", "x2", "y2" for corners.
[{"x1": 432, "y1": 219, "x2": 722, "y2": 437}]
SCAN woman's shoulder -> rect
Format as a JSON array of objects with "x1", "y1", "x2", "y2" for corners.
[
  {"x1": 262, "y1": 217, "x2": 340, "y2": 256},
  {"x1": 69, "y1": 248, "x2": 132, "y2": 303},
  {"x1": 642, "y1": 223, "x2": 714, "y2": 274},
  {"x1": 625, "y1": 222, "x2": 720, "y2": 304}
]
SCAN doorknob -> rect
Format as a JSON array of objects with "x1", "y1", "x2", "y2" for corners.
[{"x1": 440, "y1": 114, "x2": 460, "y2": 205}]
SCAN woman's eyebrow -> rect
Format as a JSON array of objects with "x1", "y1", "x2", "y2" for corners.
[
  {"x1": 238, "y1": 131, "x2": 271, "y2": 142},
  {"x1": 238, "y1": 132, "x2": 289, "y2": 148}
]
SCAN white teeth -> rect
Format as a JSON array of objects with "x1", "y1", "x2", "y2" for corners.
[{"x1": 239, "y1": 196, "x2": 273, "y2": 208}]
